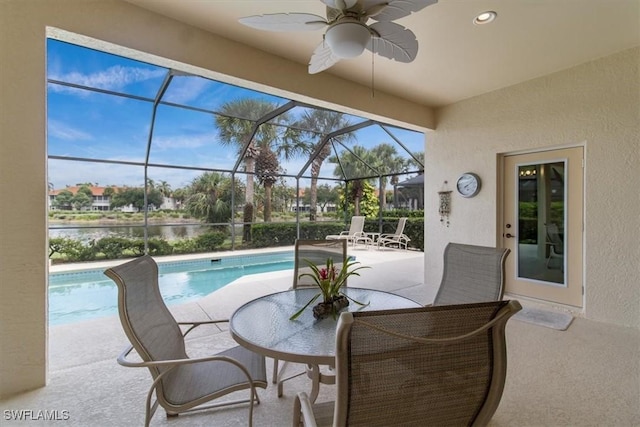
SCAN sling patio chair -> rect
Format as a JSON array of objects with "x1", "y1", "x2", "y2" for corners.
[
  {"x1": 104, "y1": 255, "x2": 267, "y2": 427},
  {"x1": 273, "y1": 239, "x2": 348, "y2": 397},
  {"x1": 545, "y1": 223, "x2": 564, "y2": 271},
  {"x1": 377, "y1": 217, "x2": 410, "y2": 250},
  {"x1": 293, "y1": 300, "x2": 522, "y2": 426},
  {"x1": 433, "y1": 243, "x2": 510, "y2": 306},
  {"x1": 326, "y1": 216, "x2": 366, "y2": 247}
]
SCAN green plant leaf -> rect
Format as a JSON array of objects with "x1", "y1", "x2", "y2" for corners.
[{"x1": 289, "y1": 292, "x2": 321, "y2": 321}]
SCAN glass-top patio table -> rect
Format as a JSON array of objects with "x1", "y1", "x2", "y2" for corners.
[{"x1": 230, "y1": 287, "x2": 420, "y2": 402}]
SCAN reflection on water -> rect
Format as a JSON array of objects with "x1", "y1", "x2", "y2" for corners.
[{"x1": 49, "y1": 224, "x2": 209, "y2": 241}]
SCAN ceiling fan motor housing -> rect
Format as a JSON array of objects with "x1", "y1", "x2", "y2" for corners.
[{"x1": 325, "y1": 20, "x2": 371, "y2": 58}]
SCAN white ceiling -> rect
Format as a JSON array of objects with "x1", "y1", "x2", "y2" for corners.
[{"x1": 124, "y1": 0, "x2": 640, "y2": 108}]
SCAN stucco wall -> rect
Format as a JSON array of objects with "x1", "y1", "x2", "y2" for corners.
[
  {"x1": 425, "y1": 47, "x2": 640, "y2": 328},
  {"x1": 0, "y1": 0, "x2": 433, "y2": 397}
]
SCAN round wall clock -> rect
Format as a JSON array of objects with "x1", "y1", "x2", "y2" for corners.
[{"x1": 456, "y1": 172, "x2": 481, "y2": 198}]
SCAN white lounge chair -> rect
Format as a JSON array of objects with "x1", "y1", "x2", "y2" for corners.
[
  {"x1": 326, "y1": 216, "x2": 365, "y2": 247},
  {"x1": 377, "y1": 217, "x2": 410, "y2": 250}
]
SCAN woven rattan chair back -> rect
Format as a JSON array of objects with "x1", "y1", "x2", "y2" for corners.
[
  {"x1": 293, "y1": 239, "x2": 348, "y2": 288},
  {"x1": 333, "y1": 300, "x2": 522, "y2": 426},
  {"x1": 433, "y1": 243, "x2": 510, "y2": 305}
]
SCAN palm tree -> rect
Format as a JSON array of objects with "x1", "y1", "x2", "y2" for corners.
[
  {"x1": 369, "y1": 143, "x2": 407, "y2": 209},
  {"x1": 255, "y1": 148, "x2": 279, "y2": 222},
  {"x1": 330, "y1": 145, "x2": 376, "y2": 216},
  {"x1": 296, "y1": 110, "x2": 355, "y2": 220},
  {"x1": 215, "y1": 99, "x2": 281, "y2": 209},
  {"x1": 215, "y1": 98, "x2": 306, "y2": 230},
  {"x1": 184, "y1": 172, "x2": 232, "y2": 229},
  {"x1": 157, "y1": 180, "x2": 172, "y2": 198}
]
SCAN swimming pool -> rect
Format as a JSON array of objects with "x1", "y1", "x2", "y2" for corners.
[{"x1": 48, "y1": 251, "x2": 294, "y2": 326}]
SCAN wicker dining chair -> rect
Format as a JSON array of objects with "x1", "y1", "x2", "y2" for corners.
[
  {"x1": 294, "y1": 300, "x2": 522, "y2": 426},
  {"x1": 104, "y1": 255, "x2": 267, "y2": 427},
  {"x1": 433, "y1": 243, "x2": 510, "y2": 306}
]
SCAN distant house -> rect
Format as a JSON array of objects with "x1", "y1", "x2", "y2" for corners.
[
  {"x1": 289, "y1": 187, "x2": 337, "y2": 214},
  {"x1": 48, "y1": 185, "x2": 116, "y2": 211},
  {"x1": 49, "y1": 185, "x2": 178, "y2": 212}
]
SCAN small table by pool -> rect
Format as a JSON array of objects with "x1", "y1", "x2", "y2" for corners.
[
  {"x1": 229, "y1": 287, "x2": 420, "y2": 402},
  {"x1": 354, "y1": 232, "x2": 381, "y2": 248}
]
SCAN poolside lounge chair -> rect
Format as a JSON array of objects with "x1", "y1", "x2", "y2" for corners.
[
  {"x1": 433, "y1": 243, "x2": 510, "y2": 306},
  {"x1": 377, "y1": 217, "x2": 410, "y2": 250},
  {"x1": 293, "y1": 300, "x2": 522, "y2": 426},
  {"x1": 104, "y1": 255, "x2": 267, "y2": 427},
  {"x1": 273, "y1": 239, "x2": 348, "y2": 397},
  {"x1": 326, "y1": 216, "x2": 365, "y2": 247}
]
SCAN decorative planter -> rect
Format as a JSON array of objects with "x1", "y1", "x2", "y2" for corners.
[{"x1": 312, "y1": 295, "x2": 349, "y2": 320}]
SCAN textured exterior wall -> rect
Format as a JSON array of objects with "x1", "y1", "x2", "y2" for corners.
[
  {"x1": 0, "y1": 0, "x2": 432, "y2": 397},
  {"x1": 426, "y1": 48, "x2": 640, "y2": 328}
]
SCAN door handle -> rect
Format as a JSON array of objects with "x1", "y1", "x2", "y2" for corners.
[{"x1": 505, "y1": 233, "x2": 515, "y2": 238}]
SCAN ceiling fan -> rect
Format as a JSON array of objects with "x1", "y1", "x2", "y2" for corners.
[{"x1": 239, "y1": 0, "x2": 438, "y2": 74}]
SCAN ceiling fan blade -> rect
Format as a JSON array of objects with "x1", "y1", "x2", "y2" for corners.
[
  {"x1": 309, "y1": 41, "x2": 341, "y2": 74},
  {"x1": 367, "y1": 22, "x2": 418, "y2": 63},
  {"x1": 364, "y1": 0, "x2": 437, "y2": 22},
  {"x1": 321, "y1": 0, "x2": 359, "y2": 10},
  {"x1": 239, "y1": 13, "x2": 328, "y2": 32}
]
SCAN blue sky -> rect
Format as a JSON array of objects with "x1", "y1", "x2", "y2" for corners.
[{"x1": 47, "y1": 39, "x2": 424, "y2": 191}]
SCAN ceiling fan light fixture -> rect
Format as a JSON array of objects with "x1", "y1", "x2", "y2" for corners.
[
  {"x1": 474, "y1": 11, "x2": 497, "y2": 25},
  {"x1": 325, "y1": 22, "x2": 371, "y2": 58}
]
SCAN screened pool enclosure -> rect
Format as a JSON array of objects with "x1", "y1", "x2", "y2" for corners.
[{"x1": 47, "y1": 38, "x2": 424, "y2": 260}]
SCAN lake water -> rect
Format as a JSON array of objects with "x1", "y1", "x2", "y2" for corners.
[{"x1": 49, "y1": 223, "x2": 212, "y2": 241}]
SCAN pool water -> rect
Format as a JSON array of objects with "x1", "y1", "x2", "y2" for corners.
[{"x1": 49, "y1": 252, "x2": 294, "y2": 325}]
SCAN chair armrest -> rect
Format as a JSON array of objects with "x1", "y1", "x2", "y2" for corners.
[
  {"x1": 339, "y1": 231, "x2": 350, "y2": 236},
  {"x1": 117, "y1": 344, "x2": 255, "y2": 371},
  {"x1": 293, "y1": 392, "x2": 318, "y2": 427},
  {"x1": 177, "y1": 319, "x2": 229, "y2": 337}
]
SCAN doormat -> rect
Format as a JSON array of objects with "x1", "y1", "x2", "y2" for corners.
[{"x1": 513, "y1": 307, "x2": 573, "y2": 331}]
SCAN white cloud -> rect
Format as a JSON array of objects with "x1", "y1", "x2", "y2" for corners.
[
  {"x1": 49, "y1": 65, "x2": 166, "y2": 95},
  {"x1": 48, "y1": 119, "x2": 93, "y2": 141},
  {"x1": 163, "y1": 77, "x2": 210, "y2": 104},
  {"x1": 152, "y1": 133, "x2": 218, "y2": 150}
]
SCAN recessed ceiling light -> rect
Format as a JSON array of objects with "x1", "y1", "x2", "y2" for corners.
[{"x1": 474, "y1": 11, "x2": 497, "y2": 25}]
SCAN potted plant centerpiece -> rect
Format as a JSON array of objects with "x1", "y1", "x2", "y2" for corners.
[{"x1": 289, "y1": 257, "x2": 370, "y2": 320}]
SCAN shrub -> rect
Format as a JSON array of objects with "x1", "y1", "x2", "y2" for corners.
[
  {"x1": 251, "y1": 222, "x2": 344, "y2": 247},
  {"x1": 172, "y1": 238, "x2": 197, "y2": 254},
  {"x1": 195, "y1": 231, "x2": 226, "y2": 251},
  {"x1": 52, "y1": 238, "x2": 96, "y2": 262},
  {"x1": 147, "y1": 237, "x2": 173, "y2": 256},
  {"x1": 94, "y1": 237, "x2": 131, "y2": 259}
]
